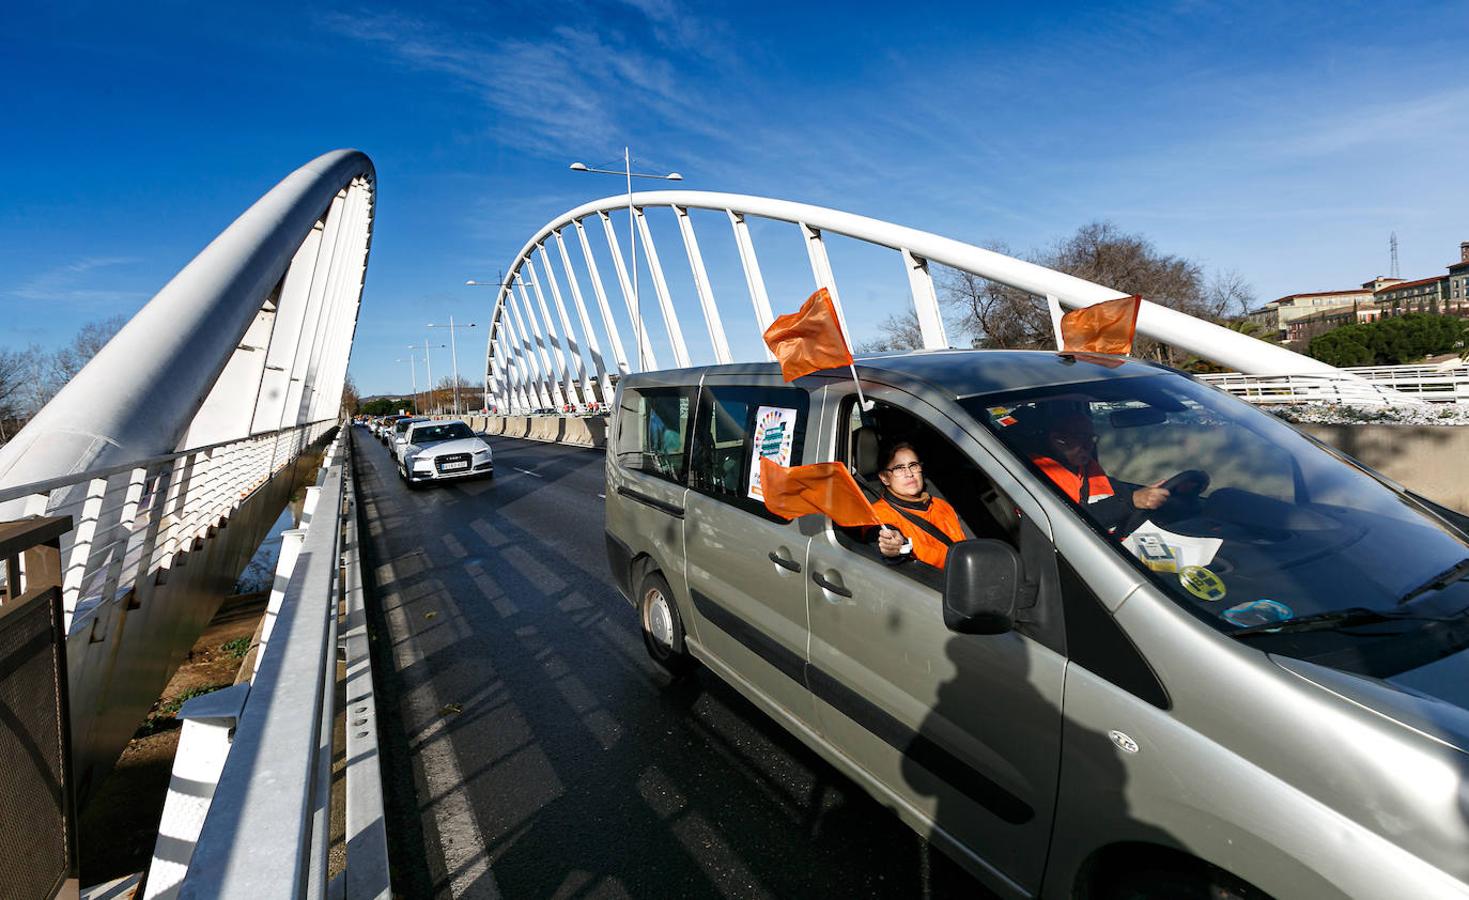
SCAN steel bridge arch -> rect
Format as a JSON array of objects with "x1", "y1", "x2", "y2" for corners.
[
  {"x1": 482, "y1": 190, "x2": 1368, "y2": 413},
  {"x1": 0, "y1": 148, "x2": 375, "y2": 492}
]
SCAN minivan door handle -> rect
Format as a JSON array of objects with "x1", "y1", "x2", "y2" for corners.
[
  {"x1": 768, "y1": 551, "x2": 802, "y2": 573},
  {"x1": 811, "y1": 571, "x2": 852, "y2": 598}
]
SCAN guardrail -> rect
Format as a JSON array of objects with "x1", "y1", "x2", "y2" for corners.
[
  {"x1": 148, "y1": 427, "x2": 388, "y2": 899},
  {"x1": 1198, "y1": 363, "x2": 1469, "y2": 405}
]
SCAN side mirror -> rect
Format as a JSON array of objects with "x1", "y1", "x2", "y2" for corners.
[{"x1": 943, "y1": 540, "x2": 1023, "y2": 635}]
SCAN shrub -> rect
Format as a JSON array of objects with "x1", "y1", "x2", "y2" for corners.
[{"x1": 1308, "y1": 314, "x2": 1468, "y2": 367}]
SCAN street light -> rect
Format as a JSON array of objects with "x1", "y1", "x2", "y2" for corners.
[
  {"x1": 417, "y1": 340, "x2": 447, "y2": 415},
  {"x1": 427, "y1": 318, "x2": 477, "y2": 416},
  {"x1": 395, "y1": 353, "x2": 421, "y2": 414},
  {"x1": 569, "y1": 147, "x2": 683, "y2": 372}
]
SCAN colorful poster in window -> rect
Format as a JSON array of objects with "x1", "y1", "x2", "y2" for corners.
[{"x1": 748, "y1": 406, "x2": 798, "y2": 500}]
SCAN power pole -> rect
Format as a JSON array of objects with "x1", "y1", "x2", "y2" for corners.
[{"x1": 1390, "y1": 231, "x2": 1400, "y2": 279}]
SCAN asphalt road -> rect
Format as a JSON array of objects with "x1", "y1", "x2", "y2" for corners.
[{"x1": 353, "y1": 428, "x2": 994, "y2": 899}]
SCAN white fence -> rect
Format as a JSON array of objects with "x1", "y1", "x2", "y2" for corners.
[{"x1": 1198, "y1": 362, "x2": 1469, "y2": 406}]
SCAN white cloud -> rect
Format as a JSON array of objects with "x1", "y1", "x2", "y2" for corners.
[{"x1": 9, "y1": 257, "x2": 147, "y2": 305}]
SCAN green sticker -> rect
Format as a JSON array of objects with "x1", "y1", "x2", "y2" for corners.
[{"x1": 1179, "y1": 565, "x2": 1226, "y2": 601}]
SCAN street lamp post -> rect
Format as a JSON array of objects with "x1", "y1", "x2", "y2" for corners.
[
  {"x1": 420, "y1": 339, "x2": 446, "y2": 415},
  {"x1": 427, "y1": 316, "x2": 477, "y2": 416},
  {"x1": 396, "y1": 353, "x2": 420, "y2": 414},
  {"x1": 569, "y1": 149, "x2": 682, "y2": 373}
]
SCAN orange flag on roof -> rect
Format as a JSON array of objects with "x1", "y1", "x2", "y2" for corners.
[
  {"x1": 763, "y1": 288, "x2": 854, "y2": 382},
  {"x1": 760, "y1": 457, "x2": 881, "y2": 527},
  {"x1": 1060, "y1": 295, "x2": 1142, "y2": 355}
]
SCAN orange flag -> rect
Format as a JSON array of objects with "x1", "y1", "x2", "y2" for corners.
[
  {"x1": 763, "y1": 288, "x2": 854, "y2": 382},
  {"x1": 1060, "y1": 295, "x2": 1142, "y2": 355},
  {"x1": 760, "y1": 457, "x2": 881, "y2": 527}
]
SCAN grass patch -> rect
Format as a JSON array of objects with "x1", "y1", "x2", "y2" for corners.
[
  {"x1": 133, "y1": 683, "x2": 234, "y2": 738},
  {"x1": 221, "y1": 636, "x2": 252, "y2": 659}
]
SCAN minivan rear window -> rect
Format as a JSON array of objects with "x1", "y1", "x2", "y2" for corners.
[
  {"x1": 688, "y1": 385, "x2": 809, "y2": 521},
  {"x1": 614, "y1": 388, "x2": 694, "y2": 484}
]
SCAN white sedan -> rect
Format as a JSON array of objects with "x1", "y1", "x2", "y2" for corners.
[{"x1": 398, "y1": 420, "x2": 494, "y2": 487}]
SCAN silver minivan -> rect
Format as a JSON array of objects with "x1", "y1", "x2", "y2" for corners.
[{"x1": 603, "y1": 350, "x2": 1469, "y2": 899}]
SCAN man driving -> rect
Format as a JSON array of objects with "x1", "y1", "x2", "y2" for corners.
[{"x1": 1032, "y1": 410, "x2": 1169, "y2": 532}]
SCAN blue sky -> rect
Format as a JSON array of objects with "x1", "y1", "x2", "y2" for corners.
[{"x1": 4, "y1": 0, "x2": 1468, "y2": 395}]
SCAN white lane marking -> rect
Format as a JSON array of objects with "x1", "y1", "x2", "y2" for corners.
[
  {"x1": 514, "y1": 467, "x2": 543, "y2": 478},
  {"x1": 597, "y1": 493, "x2": 606, "y2": 500}
]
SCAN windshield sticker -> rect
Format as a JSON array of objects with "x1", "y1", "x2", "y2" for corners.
[
  {"x1": 1179, "y1": 565, "x2": 1227, "y2": 601},
  {"x1": 986, "y1": 406, "x2": 1018, "y2": 427},
  {"x1": 1131, "y1": 533, "x2": 1179, "y2": 573},
  {"x1": 1122, "y1": 520, "x2": 1222, "y2": 571},
  {"x1": 1223, "y1": 599, "x2": 1293, "y2": 628},
  {"x1": 748, "y1": 406, "x2": 798, "y2": 501}
]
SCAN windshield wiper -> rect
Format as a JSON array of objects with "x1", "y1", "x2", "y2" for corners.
[
  {"x1": 1231, "y1": 606, "x2": 1454, "y2": 638},
  {"x1": 1395, "y1": 558, "x2": 1469, "y2": 607}
]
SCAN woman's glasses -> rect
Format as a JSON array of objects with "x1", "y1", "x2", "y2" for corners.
[{"x1": 885, "y1": 461, "x2": 923, "y2": 475}]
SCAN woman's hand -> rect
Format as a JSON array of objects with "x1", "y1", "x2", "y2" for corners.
[{"x1": 878, "y1": 525, "x2": 907, "y2": 557}]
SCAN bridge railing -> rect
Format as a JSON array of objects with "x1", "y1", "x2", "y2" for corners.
[
  {"x1": 0, "y1": 419, "x2": 336, "y2": 632},
  {"x1": 147, "y1": 427, "x2": 388, "y2": 899},
  {"x1": 1198, "y1": 363, "x2": 1469, "y2": 405}
]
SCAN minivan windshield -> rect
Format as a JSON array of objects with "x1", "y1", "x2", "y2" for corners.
[{"x1": 963, "y1": 373, "x2": 1469, "y2": 672}]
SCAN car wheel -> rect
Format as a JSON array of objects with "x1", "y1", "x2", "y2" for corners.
[{"x1": 639, "y1": 571, "x2": 693, "y2": 676}]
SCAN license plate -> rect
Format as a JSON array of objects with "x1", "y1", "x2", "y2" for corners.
[{"x1": 440, "y1": 461, "x2": 469, "y2": 471}]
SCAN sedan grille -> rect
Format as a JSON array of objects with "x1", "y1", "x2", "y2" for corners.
[{"x1": 435, "y1": 453, "x2": 472, "y2": 474}]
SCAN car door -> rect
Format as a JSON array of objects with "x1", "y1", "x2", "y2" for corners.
[
  {"x1": 682, "y1": 376, "x2": 820, "y2": 725},
  {"x1": 605, "y1": 380, "x2": 697, "y2": 608},
  {"x1": 803, "y1": 385, "x2": 1066, "y2": 895}
]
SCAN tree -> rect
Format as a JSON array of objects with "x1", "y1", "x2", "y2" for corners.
[
  {"x1": 1308, "y1": 313, "x2": 1468, "y2": 367},
  {"x1": 341, "y1": 374, "x2": 362, "y2": 417},
  {"x1": 0, "y1": 347, "x2": 41, "y2": 443},
  {"x1": 868, "y1": 223, "x2": 1259, "y2": 364},
  {"x1": 49, "y1": 315, "x2": 127, "y2": 388},
  {"x1": 856, "y1": 310, "x2": 925, "y2": 353}
]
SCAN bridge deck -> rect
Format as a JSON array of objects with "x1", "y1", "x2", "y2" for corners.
[{"x1": 352, "y1": 430, "x2": 992, "y2": 898}]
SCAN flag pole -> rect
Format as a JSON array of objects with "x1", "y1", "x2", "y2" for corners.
[{"x1": 848, "y1": 362, "x2": 870, "y2": 412}]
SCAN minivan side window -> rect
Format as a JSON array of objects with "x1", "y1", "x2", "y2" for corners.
[
  {"x1": 688, "y1": 385, "x2": 809, "y2": 522},
  {"x1": 614, "y1": 387, "x2": 694, "y2": 484},
  {"x1": 835, "y1": 397, "x2": 1022, "y2": 588}
]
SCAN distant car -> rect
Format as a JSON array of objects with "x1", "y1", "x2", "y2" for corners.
[
  {"x1": 398, "y1": 420, "x2": 493, "y2": 487},
  {"x1": 390, "y1": 417, "x2": 429, "y2": 459}
]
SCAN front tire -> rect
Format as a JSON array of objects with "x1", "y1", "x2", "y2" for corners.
[{"x1": 639, "y1": 572, "x2": 693, "y2": 676}]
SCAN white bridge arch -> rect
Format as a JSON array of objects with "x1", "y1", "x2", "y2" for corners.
[{"x1": 482, "y1": 190, "x2": 1375, "y2": 413}]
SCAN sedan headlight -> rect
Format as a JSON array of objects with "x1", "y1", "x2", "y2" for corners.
[
  {"x1": 412, "y1": 457, "x2": 433, "y2": 472},
  {"x1": 473, "y1": 447, "x2": 491, "y2": 459}
]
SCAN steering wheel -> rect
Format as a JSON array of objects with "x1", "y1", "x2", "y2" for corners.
[{"x1": 1117, "y1": 469, "x2": 1211, "y2": 537}]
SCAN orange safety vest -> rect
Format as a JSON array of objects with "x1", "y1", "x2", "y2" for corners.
[
  {"x1": 1032, "y1": 455, "x2": 1115, "y2": 505},
  {"x1": 873, "y1": 494, "x2": 966, "y2": 569}
]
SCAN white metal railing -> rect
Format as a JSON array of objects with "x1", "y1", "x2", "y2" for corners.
[
  {"x1": 481, "y1": 190, "x2": 1397, "y2": 413},
  {"x1": 0, "y1": 419, "x2": 336, "y2": 634},
  {"x1": 1199, "y1": 362, "x2": 1469, "y2": 406},
  {"x1": 152, "y1": 428, "x2": 389, "y2": 899}
]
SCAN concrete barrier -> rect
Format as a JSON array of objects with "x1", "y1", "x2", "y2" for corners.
[
  {"x1": 1303, "y1": 423, "x2": 1469, "y2": 513},
  {"x1": 480, "y1": 416, "x2": 610, "y2": 449}
]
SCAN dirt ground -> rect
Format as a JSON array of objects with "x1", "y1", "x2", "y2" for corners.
[{"x1": 77, "y1": 591, "x2": 267, "y2": 887}]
